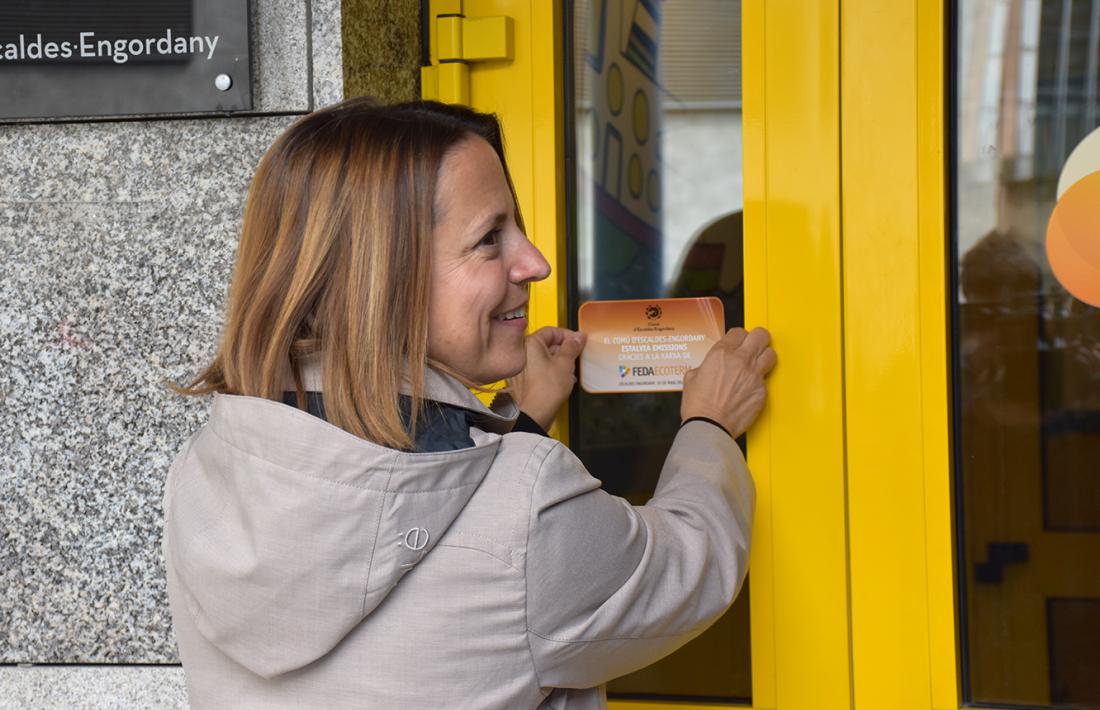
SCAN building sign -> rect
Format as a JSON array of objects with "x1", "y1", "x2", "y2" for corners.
[{"x1": 0, "y1": 0, "x2": 251, "y2": 121}]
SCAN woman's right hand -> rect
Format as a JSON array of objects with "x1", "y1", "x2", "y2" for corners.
[{"x1": 681, "y1": 327, "x2": 777, "y2": 438}]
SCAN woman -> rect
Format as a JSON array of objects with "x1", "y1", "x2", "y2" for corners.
[{"x1": 163, "y1": 98, "x2": 775, "y2": 709}]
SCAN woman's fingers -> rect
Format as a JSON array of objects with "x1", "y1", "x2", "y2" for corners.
[
  {"x1": 729, "y1": 327, "x2": 775, "y2": 374},
  {"x1": 509, "y1": 327, "x2": 586, "y2": 430},
  {"x1": 530, "y1": 326, "x2": 568, "y2": 350},
  {"x1": 679, "y1": 325, "x2": 775, "y2": 438},
  {"x1": 738, "y1": 327, "x2": 770, "y2": 357},
  {"x1": 530, "y1": 327, "x2": 585, "y2": 361},
  {"x1": 557, "y1": 331, "x2": 586, "y2": 361},
  {"x1": 756, "y1": 346, "x2": 778, "y2": 375},
  {"x1": 723, "y1": 327, "x2": 749, "y2": 349}
]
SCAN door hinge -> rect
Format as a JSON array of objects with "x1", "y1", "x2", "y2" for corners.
[{"x1": 422, "y1": 2, "x2": 514, "y2": 104}]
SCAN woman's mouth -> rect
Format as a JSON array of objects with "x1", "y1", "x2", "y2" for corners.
[{"x1": 493, "y1": 306, "x2": 527, "y2": 324}]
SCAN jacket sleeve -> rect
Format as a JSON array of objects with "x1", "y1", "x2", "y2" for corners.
[{"x1": 524, "y1": 420, "x2": 754, "y2": 689}]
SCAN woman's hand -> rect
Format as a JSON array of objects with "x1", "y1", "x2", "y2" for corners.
[
  {"x1": 508, "y1": 327, "x2": 587, "y2": 430},
  {"x1": 681, "y1": 327, "x2": 777, "y2": 438}
]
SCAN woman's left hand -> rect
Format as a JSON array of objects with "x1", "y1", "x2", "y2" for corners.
[{"x1": 508, "y1": 327, "x2": 587, "y2": 431}]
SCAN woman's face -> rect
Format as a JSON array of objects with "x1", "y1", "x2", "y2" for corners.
[{"x1": 427, "y1": 136, "x2": 551, "y2": 384}]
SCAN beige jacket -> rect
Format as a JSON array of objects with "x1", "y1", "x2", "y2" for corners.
[{"x1": 162, "y1": 369, "x2": 754, "y2": 709}]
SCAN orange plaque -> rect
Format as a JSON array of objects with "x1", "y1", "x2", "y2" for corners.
[{"x1": 578, "y1": 297, "x2": 725, "y2": 394}]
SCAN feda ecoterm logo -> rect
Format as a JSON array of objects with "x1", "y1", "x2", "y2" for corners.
[{"x1": 620, "y1": 365, "x2": 691, "y2": 378}]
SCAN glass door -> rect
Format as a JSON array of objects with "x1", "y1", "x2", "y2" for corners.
[
  {"x1": 954, "y1": 1, "x2": 1100, "y2": 705},
  {"x1": 840, "y1": 1, "x2": 1100, "y2": 707},
  {"x1": 425, "y1": 1, "x2": 854, "y2": 706},
  {"x1": 426, "y1": 0, "x2": 1100, "y2": 706},
  {"x1": 566, "y1": 0, "x2": 749, "y2": 701}
]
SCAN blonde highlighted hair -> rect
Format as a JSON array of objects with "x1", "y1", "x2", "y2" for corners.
[{"x1": 179, "y1": 97, "x2": 522, "y2": 450}]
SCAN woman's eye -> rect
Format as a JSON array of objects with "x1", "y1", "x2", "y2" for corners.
[{"x1": 478, "y1": 229, "x2": 502, "y2": 249}]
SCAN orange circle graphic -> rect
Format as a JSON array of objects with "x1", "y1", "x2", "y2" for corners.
[{"x1": 1046, "y1": 169, "x2": 1100, "y2": 308}]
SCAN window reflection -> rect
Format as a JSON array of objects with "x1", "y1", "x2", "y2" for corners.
[
  {"x1": 956, "y1": 1, "x2": 1100, "y2": 707},
  {"x1": 568, "y1": 0, "x2": 750, "y2": 701}
]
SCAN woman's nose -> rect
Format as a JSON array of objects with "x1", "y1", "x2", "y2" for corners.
[{"x1": 509, "y1": 235, "x2": 552, "y2": 284}]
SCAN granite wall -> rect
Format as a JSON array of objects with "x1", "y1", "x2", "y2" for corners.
[{"x1": 0, "y1": 0, "x2": 419, "y2": 705}]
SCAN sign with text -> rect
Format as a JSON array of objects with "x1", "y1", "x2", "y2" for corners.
[
  {"x1": 578, "y1": 297, "x2": 725, "y2": 394},
  {"x1": 0, "y1": 1, "x2": 251, "y2": 121}
]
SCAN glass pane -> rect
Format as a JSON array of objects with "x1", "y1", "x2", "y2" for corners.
[
  {"x1": 955, "y1": 1, "x2": 1100, "y2": 707},
  {"x1": 567, "y1": 0, "x2": 749, "y2": 701}
]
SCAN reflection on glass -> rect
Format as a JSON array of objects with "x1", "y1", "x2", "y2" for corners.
[
  {"x1": 568, "y1": 0, "x2": 749, "y2": 701},
  {"x1": 956, "y1": 1, "x2": 1100, "y2": 707}
]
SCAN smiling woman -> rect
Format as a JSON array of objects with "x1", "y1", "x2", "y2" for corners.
[
  {"x1": 175, "y1": 98, "x2": 536, "y2": 450},
  {"x1": 429, "y1": 135, "x2": 552, "y2": 385},
  {"x1": 162, "y1": 97, "x2": 772, "y2": 709}
]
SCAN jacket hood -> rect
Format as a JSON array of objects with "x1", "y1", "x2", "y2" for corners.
[{"x1": 164, "y1": 369, "x2": 518, "y2": 679}]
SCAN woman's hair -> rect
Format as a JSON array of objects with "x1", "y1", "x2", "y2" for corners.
[{"x1": 178, "y1": 97, "x2": 522, "y2": 449}]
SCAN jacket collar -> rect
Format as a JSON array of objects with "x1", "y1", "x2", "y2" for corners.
[{"x1": 293, "y1": 354, "x2": 519, "y2": 436}]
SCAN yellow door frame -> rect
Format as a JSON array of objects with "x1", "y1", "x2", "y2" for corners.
[
  {"x1": 421, "y1": 0, "x2": 566, "y2": 337},
  {"x1": 742, "y1": 1, "x2": 851, "y2": 709},
  {"x1": 422, "y1": 0, "x2": 570, "y2": 437},
  {"x1": 841, "y1": 1, "x2": 958, "y2": 708},
  {"x1": 423, "y1": 1, "x2": 962, "y2": 708}
]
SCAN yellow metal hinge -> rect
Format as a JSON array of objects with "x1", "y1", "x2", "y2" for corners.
[{"x1": 421, "y1": 3, "x2": 515, "y2": 105}]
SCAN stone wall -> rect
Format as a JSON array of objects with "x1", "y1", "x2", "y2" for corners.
[
  {"x1": 343, "y1": 0, "x2": 421, "y2": 103},
  {"x1": 0, "y1": 0, "x2": 418, "y2": 704}
]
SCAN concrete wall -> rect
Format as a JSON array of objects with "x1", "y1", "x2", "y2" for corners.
[{"x1": 0, "y1": 0, "x2": 418, "y2": 704}]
